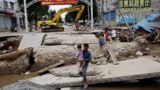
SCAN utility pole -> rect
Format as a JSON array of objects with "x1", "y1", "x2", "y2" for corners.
[
  {"x1": 97, "y1": 0, "x2": 100, "y2": 29},
  {"x1": 91, "y1": 0, "x2": 94, "y2": 29},
  {"x1": 102, "y1": 0, "x2": 104, "y2": 30},
  {"x1": 3, "y1": 0, "x2": 7, "y2": 30},
  {"x1": 23, "y1": 0, "x2": 29, "y2": 32},
  {"x1": 80, "y1": 0, "x2": 94, "y2": 30},
  {"x1": 16, "y1": 1, "x2": 20, "y2": 32}
]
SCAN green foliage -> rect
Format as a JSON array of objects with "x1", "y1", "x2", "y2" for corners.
[
  {"x1": 18, "y1": 0, "x2": 49, "y2": 22},
  {"x1": 49, "y1": 10, "x2": 56, "y2": 19}
]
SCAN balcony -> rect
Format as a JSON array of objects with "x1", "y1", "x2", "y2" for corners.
[
  {"x1": 0, "y1": 7, "x2": 14, "y2": 16},
  {"x1": 0, "y1": 8, "x2": 6, "y2": 15}
]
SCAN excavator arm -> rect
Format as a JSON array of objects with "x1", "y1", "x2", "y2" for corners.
[
  {"x1": 37, "y1": 5, "x2": 85, "y2": 32},
  {"x1": 52, "y1": 5, "x2": 85, "y2": 24}
]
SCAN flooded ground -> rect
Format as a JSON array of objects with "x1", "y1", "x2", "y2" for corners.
[
  {"x1": 0, "y1": 73, "x2": 37, "y2": 88},
  {"x1": 87, "y1": 82, "x2": 160, "y2": 90},
  {"x1": 0, "y1": 44, "x2": 160, "y2": 89}
]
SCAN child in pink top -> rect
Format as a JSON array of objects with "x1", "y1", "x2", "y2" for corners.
[{"x1": 76, "y1": 44, "x2": 84, "y2": 71}]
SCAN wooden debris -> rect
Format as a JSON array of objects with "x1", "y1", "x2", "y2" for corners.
[{"x1": 107, "y1": 44, "x2": 119, "y2": 65}]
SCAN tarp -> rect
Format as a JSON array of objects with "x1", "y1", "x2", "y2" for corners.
[
  {"x1": 132, "y1": 14, "x2": 160, "y2": 32},
  {"x1": 119, "y1": 16, "x2": 135, "y2": 24}
]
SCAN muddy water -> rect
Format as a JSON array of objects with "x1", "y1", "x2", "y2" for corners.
[
  {"x1": 0, "y1": 73, "x2": 37, "y2": 88},
  {"x1": 86, "y1": 81, "x2": 160, "y2": 90},
  {"x1": 0, "y1": 44, "x2": 160, "y2": 89}
]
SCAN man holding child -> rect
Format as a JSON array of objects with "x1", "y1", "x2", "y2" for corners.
[{"x1": 76, "y1": 44, "x2": 91, "y2": 89}]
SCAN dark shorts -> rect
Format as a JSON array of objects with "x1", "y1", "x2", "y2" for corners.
[
  {"x1": 99, "y1": 43, "x2": 105, "y2": 47},
  {"x1": 112, "y1": 37, "x2": 116, "y2": 41},
  {"x1": 79, "y1": 61, "x2": 89, "y2": 77}
]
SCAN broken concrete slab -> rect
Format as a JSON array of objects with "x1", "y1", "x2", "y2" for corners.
[
  {"x1": 49, "y1": 64, "x2": 102, "y2": 77},
  {"x1": 18, "y1": 33, "x2": 44, "y2": 50},
  {"x1": 28, "y1": 56, "x2": 160, "y2": 88},
  {"x1": 1, "y1": 80, "x2": 55, "y2": 90},
  {"x1": 43, "y1": 34, "x2": 98, "y2": 45},
  {"x1": 31, "y1": 45, "x2": 101, "y2": 71}
]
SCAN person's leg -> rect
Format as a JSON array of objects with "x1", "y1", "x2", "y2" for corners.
[
  {"x1": 79, "y1": 62, "x2": 83, "y2": 67},
  {"x1": 79, "y1": 62, "x2": 83, "y2": 73},
  {"x1": 82, "y1": 62, "x2": 89, "y2": 89},
  {"x1": 111, "y1": 37, "x2": 114, "y2": 44},
  {"x1": 114, "y1": 37, "x2": 116, "y2": 44},
  {"x1": 113, "y1": 37, "x2": 116, "y2": 44}
]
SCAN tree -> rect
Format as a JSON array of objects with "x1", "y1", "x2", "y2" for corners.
[
  {"x1": 49, "y1": 10, "x2": 56, "y2": 19},
  {"x1": 18, "y1": 0, "x2": 49, "y2": 31}
]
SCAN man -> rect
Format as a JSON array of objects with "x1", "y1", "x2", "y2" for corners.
[
  {"x1": 80, "y1": 44, "x2": 91, "y2": 89},
  {"x1": 111, "y1": 28, "x2": 117, "y2": 43}
]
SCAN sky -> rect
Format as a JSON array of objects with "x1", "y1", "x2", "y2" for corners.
[{"x1": 49, "y1": 5, "x2": 71, "y2": 21}]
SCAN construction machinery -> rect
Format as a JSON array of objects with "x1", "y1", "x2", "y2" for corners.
[{"x1": 37, "y1": 5, "x2": 85, "y2": 32}]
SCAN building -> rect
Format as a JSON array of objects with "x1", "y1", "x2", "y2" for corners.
[
  {"x1": 96, "y1": 0, "x2": 117, "y2": 27},
  {"x1": 99, "y1": 0, "x2": 160, "y2": 27},
  {"x1": 0, "y1": 0, "x2": 22, "y2": 30},
  {"x1": 117, "y1": 0, "x2": 160, "y2": 23}
]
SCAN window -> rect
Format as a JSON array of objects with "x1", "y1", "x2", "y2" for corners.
[
  {"x1": 4, "y1": 1, "x2": 8, "y2": 9},
  {"x1": 10, "y1": 2, "x2": 14, "y2": 9}
]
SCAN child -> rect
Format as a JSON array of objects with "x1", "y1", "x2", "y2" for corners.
[
  {"x1": 76, "y1": 44, "x2": 84, "y2": 72},
  {"x1": 99, "y1": 33, "x2": 106, "y2": 50}
]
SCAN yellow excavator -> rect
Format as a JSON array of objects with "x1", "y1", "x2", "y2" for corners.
[{"x1": 37, "y1": 5, "x2": 85, "y2": 32}]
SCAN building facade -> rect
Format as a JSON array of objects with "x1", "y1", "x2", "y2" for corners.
[
  {"x1": 117, "y1": 0, "x2": 160, "y2": 23},
  {"x1": 0, "y1": 0, "x2": 22, "y2": 30},
  {"x1": 100, "y1": 0, "x2": 160, "y2": 26}
]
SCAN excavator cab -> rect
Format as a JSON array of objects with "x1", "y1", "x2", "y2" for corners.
[{"x1": 37, "y1": 5, "x2": 85, "y2": 32}]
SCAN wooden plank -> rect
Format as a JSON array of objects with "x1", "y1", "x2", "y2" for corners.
[
  {"x1": 107, "y1": 44, "x2": 119, "y2": 65},
  {"x1": 37, "y1": 60, "x2": 64, "y2": 74}
]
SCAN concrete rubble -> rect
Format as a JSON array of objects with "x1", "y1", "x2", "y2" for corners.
[
  {"x1": 135, "y1": 38, "x2": 150, "y2": 55},
  {"x1": 104, "y1": 42, "x2": 140, "y2": 61},
  {"x1": 1, "y1": 80, "x2": 55, "y2": 90},
  {"x1": 0, "y1": 48, "x2": 29, "y2": 74},
  {"x1": 28, "y1": 56, "x2": 160, "y2": 88},
  {"x1": 0, "y1": 36, "x2": 22, "y2": 55}
]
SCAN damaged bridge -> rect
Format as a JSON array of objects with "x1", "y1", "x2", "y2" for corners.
[{"x1": 28, "y1": 56, "x2": 160, "y2": 88}]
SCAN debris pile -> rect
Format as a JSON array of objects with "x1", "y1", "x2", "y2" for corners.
[
  {"x1": 0, "y1": 36, "x2": 22, "y2": 54},
  {"x1": 0, "y1": 48, "x2": 29, "y2": 74},
  {"x1": 1, "y1": 80, "x2": 55, "y2": 90},
  {"x1": 135, "y1": 38, "x2": 150, "y2": 55}
]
